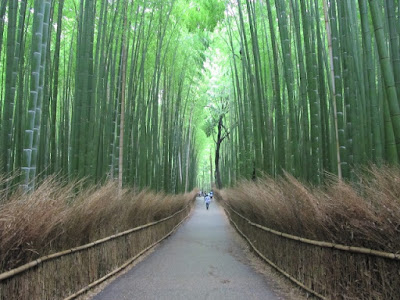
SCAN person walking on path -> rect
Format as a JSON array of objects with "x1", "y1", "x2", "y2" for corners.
[{"x1": 204, "y1": 194, "x2": 211, "y2": 210}]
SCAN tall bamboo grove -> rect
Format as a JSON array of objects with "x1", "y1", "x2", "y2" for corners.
[
  {"x1": 219, "y1": 0, "x2": 400, "y2": 186},
  {"x1": 0, "y1": 0, "x2": 225, "y2": 192}
]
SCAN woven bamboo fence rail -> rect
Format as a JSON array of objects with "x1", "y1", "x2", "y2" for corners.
[
  {"x1": 224, "y1": 204, "x2": 400, "y2": 299},
  {"x1": 0, "y1": 202, "x2": 193, "y2": 300}
]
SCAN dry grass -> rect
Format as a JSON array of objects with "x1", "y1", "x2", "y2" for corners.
[
  {"x1": 217, "y1": 166, "x2": 400, "y2": 253},
  {"x1": 218, "y1": 166, "x2": 400, "y2": 299},
  {"x1": 0, "y1": 177, "x2": 195, "y2": 273}
]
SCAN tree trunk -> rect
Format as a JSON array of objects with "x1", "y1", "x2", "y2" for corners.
[
  {"x1": 215, "y1": 115, "x2": 224, "y2": 189},
  {"x1": 209, "y1": 150, "x2": 213, "y2": 188}
]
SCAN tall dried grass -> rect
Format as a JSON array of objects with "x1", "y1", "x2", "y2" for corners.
[
  {"x1": 0, "y1": 177, "x2": 195, "y2": 273},
  {"x1": 218, "y1": 166, "x2": 400, "y2": 253}
]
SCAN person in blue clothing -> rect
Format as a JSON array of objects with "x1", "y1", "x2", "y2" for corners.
[
  {"x1": 204, "y1": 194, "x2": 211, "y2": 210},
  {"x1": 209, "y1": 191, "x2": 213, "y2": 199}
]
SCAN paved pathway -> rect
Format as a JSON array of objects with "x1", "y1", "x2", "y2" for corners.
[{"x1": 92, "y1": 197, "x2": 281, "y2": 300}]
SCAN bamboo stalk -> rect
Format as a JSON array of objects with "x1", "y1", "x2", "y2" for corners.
[
  {"x1": 323, "y1": 0, "x2": 342, "y2": 180},
  {"x1": 118, "y1": 3, "x2": 128, "y2": 191}
]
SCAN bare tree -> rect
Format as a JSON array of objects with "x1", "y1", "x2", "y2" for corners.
[{"x1": 204, "y1": 101, "x2": 230, "y2": 189}]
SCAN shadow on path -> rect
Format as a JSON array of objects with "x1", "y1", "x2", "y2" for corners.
[{"x1": 92, "y1": 197, "x2": 280, "y2": 300}]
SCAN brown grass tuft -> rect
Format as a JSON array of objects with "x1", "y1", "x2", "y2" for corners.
[
  {"x1": 0, "y1": 178, "x2": 195, "y2": 272},
  {"x1": 218, "y1": 166, "x2": 400, "y2": 253}
]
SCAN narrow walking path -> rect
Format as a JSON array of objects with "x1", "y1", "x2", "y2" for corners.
[{"x1": 92, "y1": 197, "x2": 282, "y2": 300}]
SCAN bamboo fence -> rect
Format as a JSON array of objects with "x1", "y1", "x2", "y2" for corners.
[
  {"x1": 0, "y1": 202, "x2": 193, "y2": 300},
  {"x1": 224, "y1": 204, "x2": 400, "y2": 299}
]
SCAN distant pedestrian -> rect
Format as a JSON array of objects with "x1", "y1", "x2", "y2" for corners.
[
  {"x1": 204, "y1": 194, "x2": 211, "y2": 210},
  {"x1": 209, "y1": 191, "x2": 213, "y2": 199}
]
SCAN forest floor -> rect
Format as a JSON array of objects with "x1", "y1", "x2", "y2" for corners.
[{"x1": 88, "y1": 197, "x2": 307, "y2": 300}]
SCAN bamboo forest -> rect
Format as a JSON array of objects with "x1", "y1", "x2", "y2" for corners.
[
  {"x1": 1, "y1": 0, "x2": 400, "y2": 190},
  {"x1": 1, "y1": 0, "x2": 400, "y2": 299}
]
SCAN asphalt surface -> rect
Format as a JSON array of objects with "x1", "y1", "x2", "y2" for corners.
[{"x1": 92, "y1": 197, "x2": 281, "y2": 300}]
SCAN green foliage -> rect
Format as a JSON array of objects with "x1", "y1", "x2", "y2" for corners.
[
  {"x1": 202, "y1": 117, "x2": 216, "y2": 138},
  {"x1": 182, "y1": 0, "x2": 225, "y2": 32}
]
